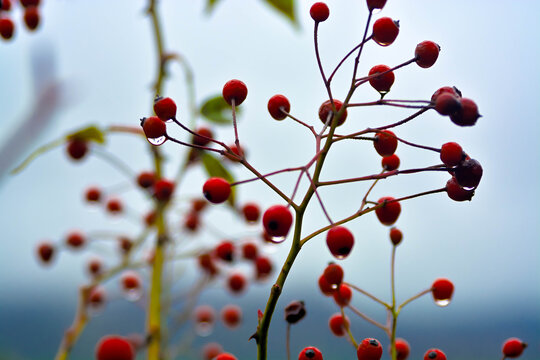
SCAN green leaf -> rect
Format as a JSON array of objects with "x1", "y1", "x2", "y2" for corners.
[
  {"x1": 66, "y1": 125, "x2": 106, "y2": 144},
  {"x1": 200, "y1": 95, "x2": 241, "y2": 125},
  {"x1": 264, "y1": 0, "x2": 296, "y2": 25},
  {"x1": 205, "y1": 0, "x2": 222, "y2": 14},
  {"x1": 201, "y1": 152, "x2": 236, "y2": 207}
]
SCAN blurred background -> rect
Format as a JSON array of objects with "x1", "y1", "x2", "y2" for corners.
[{"x1": 0, "y1": 0, "x2": 539, "y2": 359}]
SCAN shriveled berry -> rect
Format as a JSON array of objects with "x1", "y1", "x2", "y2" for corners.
[
  {"x1": 333, "y1": 284, "x2": 352, "y2": 307},
  {"x1": 382, "y1": 154, "x2": 400, "y2": 171},
  {"x1": 95, "y1": 336, "x2": 135, "y2": 360},
  {"x1": 310, "y1": 2, "x2": 329, "y2": 22},
  {"x1": 450, "y1": 98, "x2": 480, "y2": 126},
  {"x1": 262, "y1": 205, "x2": 293, "y2": 238},
  {"x1": 66, "y1": 138, "x2": 88, "y2": 160},
  {"x1": 394, "y1": 338, "x2": 410, "y2": 360},
  {"x1": 357, "y1": 338, "x2": 383, "y2": 360},
  {"x1": 284, "y1": 300, "x2": 306, "y2": 324},
  {"x1": 228, "y1": 273, "x2": 247, "y2": 294},
  {"x1": 326, "y1": 226, "x2": 354, "y2": 259},
  {"x1": 242, "y1": 202, "x2": 260, "y2": 223},
  {"x1": 415, "y1": 41, "x2": 440, "y2": 68},
  {"x1": 203, "y1": 177, "x2": 231, "y2": 204},
  {"x1": 446, "y1": 176, "x2": 474, "y2": 202},
  {"x1": 423, "y1": 349, "x2": 446, "y2": 360},
  {"x1": 369, "y1": 65, "x2": 395, "y2": 94},
  {"x1": 215, "y1": 241, "x2": 235, "y2": 262},
  {"x1": 318, "y1": 99, "x2": 347, "y2": 127},
  {"x1": 255, "y1": 256, "x2": 273, "y2": 279},
  {"x1": 435, "y1": 93, "x2": 461, "y2": 116},
  {"x1": 153, "y1": 96, "x2": 177, "y2": 121},
  {"x1": 389, "y1": 227, "x2": 403, "y2": 246},
  {"x1": 0, "y1": 18, "x2": 14, "y2": 40},
  {"x1": 221, "y1": 304, "x2": 242, "y2": 328},
  {"x1": 298, "y1": 346, "x2": 323, "y2": 360},
  {"x1": 323, "y1": 263, "x2": 344, "y2": 287},
  {"x1": 375, "y1": 197, "x2": 401, "y2": 226},
  {"x1": 37, "y1": 242, "x2": 55, "y2": 264},
  {"x1": 374, "y1": 130, "x2": 398, "y2": 157},
  {"x1": 222, "y1": 79, "x2": 247, "y2": 106},
  {"x1": 153, "y1": 179, "x2": 175, "y2": 201},
  {"x1": 431, "y1": 278, "x2": 454, "y2": 304},
  {"x1": 440, "y1": 142, "x2": 463, "y2": 167},
  {"x1": 268, "y1": 94, "x2": 291, "y2": 120},
  {"x1": 328, "y1": 313, "x2": 349, "y2": 337},
  {"x1": 372, "y1": 17, "x2": 399, "y2": 46},
  {"x1": 192, "y1": 127, "x2": 213, "y2": 146},
  {"x1": 454, "y1": 158, "x2": 483, "y2": 189},
  {"x1": 502, "y1": 338, "x2": 527, "y2": 358},
  {"x1": 141, "y1": 116, "x2": 166, "y2": 141},
  {"x1": 366, "y1": 0, "x2": 386, "y2": 10}
]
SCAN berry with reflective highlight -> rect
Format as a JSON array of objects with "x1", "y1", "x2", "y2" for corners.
[
  {"x1": 357, "y1": 338, "x2": 383, "y2": 360},
  {"x1": 153, "y1": 96, "x2": 177, "y2": 121},
  {"x1": 298, "y1": 346, "x2": 323, "y2": 360},
  {"x1": 369, "y1": 65, "x2": 395, "y2": 93},
  {"x1": 310, "y1": 2, "x2": 329, "y2": 22},
  {"x1": 415, "y1": 41, "x2": 440, "y2": 68},
  {"x1": 203, "y1": 177, "x2": 231, "y2": 204},
  {"x1": 372, "y1": 17, "x2": 399, "y2": 46},
  {"x1": 326, "y1": 226, "x2": 354, "y2": 259},
  {"x1": 502, "y1": 338, "x2": 527, "y2": 358},
  {"x1": 423, "y1": 349, "x2": 446, "y2": 360},
  {"x1": 262, "y1": 205, "x2": 293, "y2": 238}
]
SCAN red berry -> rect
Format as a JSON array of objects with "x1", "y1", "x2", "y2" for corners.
[
  {"x1": 241, "y1": 242, "x2": 258, "y2": 260},
  {"x1": 153, "y1": 96, "x2": 177, "y2": 121},
  {"x1": 141, "y1": 116, "x2": 167, "y2": 141},
  {"x1": 215, "y1": 241, "x2": 235, "y2": 262},
  {"x1": 66, "y1": 138, "x2": 88, "y2": 160},
  {"x1": 323, "y1": 263, "x2": 344, "y2": 287},
  {"x1": 431, "y1": 86, "x2": 461, "y2": 103},
  {"x1": 106, "y1": 198, "x2": 123, "y2": 214},
  {"x1": 121, "y1": 271, "x2": 141, "y2": 291},
  {"x1": 446, "y1": 176, "x2": 474, "y2": 202},
  {"x1": 394, "y1": 338, "x2": 410, "y2": 360},
  {"x1": 0, "y1": 17, "x2": 14, "y2": 40},
  {"x1": 423, "y1": 349, "x2": 446, "y2": 360},
  {"x1": 357, "y1": 338, "x2": 383, "y2": 360},
  {"x1": 137, "y1": 171, "x2": 156, "y2": 189},
  {"x1": 1, "y1": 0, "x2": 12, "y2": 11},
  {"x1": 333, "y1": 284, "x2": 352, "y2": 307},
  {"x1": 23, "y1": 6, "x2": 39, "y2": 31},
  {"x1": 20, "y1": 0, "x2": 40, "y2": 8},
  {"x1": 502, "y1": 338, "x2": 527, "y2": 358},
  {"x1": 318, "y1": 273, "x2": 335, "y2": 296},
  {"x1": 328, "y1": 313, "x2": 349, "y2": 337},
  {"x1": 195, "y1": 305, "x2": 215, "y2": 325},
  {"x1": 88, "y1": 286, "x2": 106, "y2": 308},
  {"x1": 431, "y1": 278, "x2": 454, "y2": 305},
  {"x1": 144, "y1": 210, "x2": 156, "y2": 227},
  {"x1": 153, "y1": 179, "x2": 175, "y2": 201},
  {"x1": 440, "y1": 142, "x2": 463, "y2": 167},
  {"x1": 454, "y1": 158, "x2": 483, "y2": 189},
  {"x1": 222, "y1": 79, "x2": 247, "y2": 106},
  {"x1": 183, "y1": 212, "x2": 200, "y2": 232},
  {"x1": 255, "y1": 256, "x2": 273, "y2": 279},
  {"x1": 198, "y1": 253, "x2": 218, "y2": 276},
  {"x1": 37, "y1": 242, "x2": 55, "y2": 264},
  {"x1": 192, "y1": 126, "x2": 214, "y2": 146},
  {"x1": 267, "y1": 94, "x2": 291, "y2": 120},
  {"x1": 298, "y1": 346, "x2": 323, "y2": 360},
  {"x1": 221, "y1": 304, "x2": 242, "y2": 328},
  {"x1": 203, "y1": 177, "x2": 231, "y2": 204},
  {"x1": 202, "y1": 342, "x2": 223, "y2": 360},
  {"x1": 372, "y1": 17, "x2": 399, "y2": 46},
  {"x1": 450, "y1": 98, "x2": 480, "y2": 126},
  {"x1": 318, "y1": 99, "x2": 347, "y2": 127},
  {"x1": 192, "y1": 198, "x2": 208, "y2": 212},
  {"x1": 326, "y1": 226, "x2": 354, "y2": 259},
  {"x1": 118, "y1": 237, "x2": 133, "y2": 255},
  {"x1": 366, "y1": 0, "x2": 386, "y2": 11},
  {"x1": 85, "y1": 186, "x2": 102, "y2": 202},
  {"x1": 242, "y1": 202, "x2": 260, "y2": 223},
  {"x1": 389, "y1": 227, "x2": 403, "y2": 246},
  {"x1": 310, "y1": 2, "x2": 329, "y2": 22},
  {"x1": 262, "y1": 205, "x2": 293, "y2": 238},
  {"x1": 87, "y1": 258, "x2": 103, "y2": 277},
  {"x1": 368, "y1": 65, "x2": 395, "y2": 94},
  {"x1": 434, "y1": 93, "x2": 461, "y2": 116},
  {"x1": 216, "y1": 354, "x2": 237, "y2": 360},
  {"x1": 66, "y1": 231, "x2": 85, "y2": 249},
  {"x1": 373, "y1": 130, "x2": 398, "y2": 156},
  {"x1": 95, "y1": 336, "x2": 135, "y2": 360},
  {"x1": 228, "y1": 273, "x2": 247, "y2": 294},
  {"x1": 381, "y1": 154, "x2": 400, "y2": 171},
  {"x1": 415, "y1": 41, "x2": 440, "y2": 68},
  {"x1": 375, "y1": 196, "x2": 401, "y2": 226}
]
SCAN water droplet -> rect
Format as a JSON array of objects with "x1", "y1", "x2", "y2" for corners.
[
  {"x1": 374, "y1": 39, "x2": 392, "y2": 47},
  {"x1": 148, "y1": 136, "x2": 167, "y2": 146},
  {"x1": 124, "y1": 288, "x2": 143, "y2": 302},
  {"x1": 195, "y1": 322, "x2": 214, "y2": 337},
  {"x1": 334, "y1": 254, "x2": 346, "y2": 260},
  {"x1": 268, "y1": 236, "x2": 286, "y2": 244},
  {"x1": 164, "y1": 118, "x2": 174, "y2": 124},
  {"x1": 435, "y1": 298, "x2": 451, "y2": 307}
]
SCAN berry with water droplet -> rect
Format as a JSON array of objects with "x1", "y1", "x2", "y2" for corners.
[
  {"x1": 415, "y1": 41, "x2": 440, "y2": 68},
  {"x1": 326, "y1": 226, "x2": 354, "y2": 259},
  {"x1": 357, "y1": 338, "x2": 383, "y2": 360},
  {"x1": 373, "y1": 17, "x2": 399, "y2": 46}
]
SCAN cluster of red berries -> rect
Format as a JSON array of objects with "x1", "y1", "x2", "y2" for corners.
[
  {"x1": 432, "y1": 86, "x2": 480, "y2": 126},
  {"x1": 0, "y1": 0, "x2": 41, "y2": 40}
]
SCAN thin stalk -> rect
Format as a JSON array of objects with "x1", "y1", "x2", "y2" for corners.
[
  {"x1": 389, "y1": 246, "x2": 397, "y2": 360},
  {"x1": 347, "y1": 304, "x2": 388, "y2": 333}
]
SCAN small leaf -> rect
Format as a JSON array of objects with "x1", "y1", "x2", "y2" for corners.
[
  {"x1": 201, "y1": 153, "x2": 236, "y2": 206},
  {"x1": 11, "y1": 138, "x2": 65, "y2": 174},
  {"x1": 264, "y1": 0, "x2": 297, "y2": 25},
  {"x1": 205, "y1": 0, "x2": 223, "y2": 14},
  {"x1": 66, "y1": 125, "x2": 106, "y2": 144},
  {"x1": 200, "y1": 95, "x2": 241, "y2": 125}
]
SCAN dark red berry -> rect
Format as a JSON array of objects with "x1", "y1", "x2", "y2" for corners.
[
  {"x1": 323, "y1": 263, "x2": 344, "y2": 287},
  {"x1": 221, "y1": 304, "x2": 242, "y2": 328},
  {"x1": 198, "y1": 253, "x2": 218, "y2": 276},
  {"x1": 366, "y1": 0, "x2": 387, "y2": 11},
  {"x1": 23, "y1": 6, "x2": 39, "y2": 31},
  {"x1": 222, "y1": 79, "x2": 247, "y2": 106},
  {"x1": 326, "y1": 226, "x2": 354, "y2": 259},
  {"x1": 203, "y1": 177, "x2": 231, "y2": 204},
  {"x1": 255, "y1": 256, "x2": 273, "y2": 279},
  {"x1": 137, "y1": 171, "x2": 156, "y2": 189},
  {"x1": 224, "y1": 143, "x2": 244, "y2": 162},
  {"x1": 381, "y1": 154, "x2": 400, "y2": 171},
  {"x1": 241, "y1": 242, "x2": 258, "y2": 260},
  {"x1": 369, "y1": 65, "x2": 395, "y2": 94},
  {"x1": 357, "y1": 338, "x2": 383, "y2": 360},
  {"x1": 333, "y1": 284, "x2": 352, "y2": 307},
  {"x1": 228, "y1": 273, "x2": 247, "y2": 294},
  {"x1": 431, "y1": 86, "x2": 461, "y2": 103},
  {"x1": 431, "y1": 278, "x2": 454, "y2": 304},
  {"x1": 262, "y1": 205, "x2": 293, "y2": 238},
  {"x1": 415, "y1": 41, "x2": 440, "y2": 68},
  {"x1": 446, "y1": 176, "x2": 475, "y2": 202},
  {"x1": 298, "y1": 346, "x2": 323, "y2": 360},
  {"x1": 450, "y1": 98, "x2": 480, "y2": 126},
  {"x1": 372, "y1": 17, "x2": 399, "y2": 46},
  {"x1": 87, "y1": 258, "x2": 103, "y2": 277},
  {"x1": 106, "y1": 198, "x2": 123, "y2": 214},
  {"x1": 328, "y1": 313, "x2": 349, "y2": 337},
  {"x1": 118, "y1": 237, "x2": 133, "y2": 254},
  {"x1": 153, "y1": 179, "x2": 175, "y2": 201},
  {"x1": 85, "y1": 187, "x2": 102, "y2": 202},
  {"x1": 66, "y1": 139, "x2": 88, "y2": 160},
  {"x1": 318, "y1": 99, "x2": 347, "y2": 127},
  {"x1": 95, "y1": 336, "x2": 135, "y2": 360},
  {"x1": 1, "y1": 0, "x2": 12, "y2": 11},
  {"x1": 374, "y1": 130, "x2": 398, "y2": 157},
  {"x1": 375, "y1": 197, "x2": 401, "y2": 226},
  {"x1": 192, "y1": 198, "x2": 208, "y2": 212},
  {"x1": 88, "y1": 286, "x2": 106, "y2": 308},
  {"x1": 284, "y1": 300, "x2": 306, "y2": 324},
  {"x1": 242, "y1": 202, "x2": 260, "y2": 223},
  {"x1": 389, "y1": 227, "x2": 403, "y2": 246},
  {"x1": 183, "y1": 212, "x2": 200, "y2": 232},
  {"x1": 310, "y1": 2, "x2": 329, "y2": 22},
  {"x1": 394, "y1": 338, "x2": 410, "y2": 360},
  {"x1": 20, "y1": 0, "x2": 40, "y2": 8},
  {"x1": 423, "y1": 349, "x2": 446, "y2": 360},
  {"x1": 192, "y1": 127, "x2": 213, "y2": 146},
  {"x1": 435, "y1": 93, "x2": 461, "y2": 116},
  {"x1": 37, "y1": 242, "x2": 54, "y2": 264},
  {"x1": 0, "y1": 17, "x2": 14, "y2": 40},
  {"x1": 502, "y1": 338, "x2": 527, "y2": 358},
  {"x1": 66, "y1": 231, "x2": 85, "y2": 249},
  {"x1": 267, "y1": 94, "x2": 291, "y2": 120},
  {"x1": 454, "y1": 158, "x2": 483, "y2": 189},
  {"x1": 318, "y1": 273, "x2": 335, "y2": 296},
  {"x1": 141, "y1": 116, "x2": 167, "y2": 141},
  {"x1": 153, "y1": 96, "x2": 177, "y2": 121},
  {"x1": 440, "y1": 142, "x2": 463, "y2": 167},
  {"x1": 215, "y1": 241, "x2": 235, "y2": 262}
]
